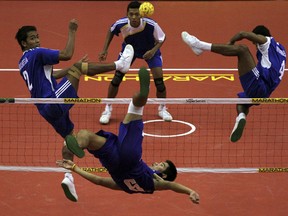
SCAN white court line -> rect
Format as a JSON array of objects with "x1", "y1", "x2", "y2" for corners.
[
  {"x1": 143, "y1": 119, "x2": 196, "y2": 138},
  {"x1": 0, "y1": 166, "x2": 259, "y2": 173}
]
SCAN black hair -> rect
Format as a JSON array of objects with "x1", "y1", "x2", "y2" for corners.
[
  {"x1": 127, "y1": 1, "x2": 141, "y2": 12},
  {"x1": 252, "y1": 25, "x2": 271, "y2": 37},
  {"x1": 162, "y1": 160, "x2": 177, "y2": 181},
  {"x1": 15, "y1": 26, "x2": 37, "y2": 51}
]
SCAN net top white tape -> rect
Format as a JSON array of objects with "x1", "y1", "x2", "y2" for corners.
[{"x1": 1, "y1": 98, "x2": 288, "y2": 104}]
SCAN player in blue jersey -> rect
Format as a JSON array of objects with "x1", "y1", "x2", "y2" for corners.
[
  {"x1": 15, "y1": 19, "x2": 134, "y2": 202},
  {"x1": 98, "y1": 1, "x2": 173, "y2": 124},
  {"x1": 56, "y1": 67, "x2": 200, "y2": 204},
  {"x1": 181, "y1": 25, "x2": 286, "y2": 142}
]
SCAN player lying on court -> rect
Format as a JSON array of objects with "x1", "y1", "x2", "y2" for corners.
[
  {"x1": 56, "y1": 67, "x2": 200, "y2": 204},
  {"x1": 181, "y1": 25, "x2": 286, "y2": 142},
  {"x1": 15, "y1": 18, "x2": 134, "y2": 202}
]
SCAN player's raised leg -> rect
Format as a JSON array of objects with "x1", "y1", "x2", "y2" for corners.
[
  {"x1": 181, "y1": 31, "x2": 207, "y2": 55},
  {"x1": 123, "y1": 67, "x2": 150, "y2": 124},
  {"x1": 99, "y1": 45, "x2": 134, "y2": 125}
]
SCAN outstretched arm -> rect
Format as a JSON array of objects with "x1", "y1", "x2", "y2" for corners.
[
  {"x1": 56, "y1": 159, "x2": 121, "y2": 190},
  {"x1": 229, "y1": 31, "x2": 267, "y2": 45},
  {"x1": 153, "y1": 174, "x2": 200, "y2": 204},
  {"x1": 98, "y1": 29, "x2": 114, "y2": 62}
]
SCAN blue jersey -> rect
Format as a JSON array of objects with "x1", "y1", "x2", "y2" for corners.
[
  {"x1": 18, "y1": 47, "x2": 59, "y2": 98},
  {"x1": 239, "y1": 37, "x2": 286, "y2": 98},
  {"x1": 255, "y1": 37, "x2": 286, "y2": 92},
  {"x1": 18, "y1": 47, "x2": 77, "y2": 138},
  {"x1": 111, "y1": 17, "x2": 165, "y2": 58},
  {"x1": 88, "y1": 120, "x2": 155, "y2": 194}
]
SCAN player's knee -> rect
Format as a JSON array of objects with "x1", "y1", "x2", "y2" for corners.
[
  {"x1": 76, "y1": 129, "x2": 91, "y2": 148},
  {"x1": 237, "y1": 44, "x2": 250, "y2": 54},
  {"x1": 77, "y1": 129, "x2": 89, "y2": 139},
  {"x1": 154, "y1": 77, "x2": 166, "y2": 93},
  {"x1": 111, "y1": 70, "x2": 125, "y2": 87}
]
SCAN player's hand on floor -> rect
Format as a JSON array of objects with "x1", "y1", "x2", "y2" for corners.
[{"x1": 189, "y1": 191, "x2": 200, "y2": 204}]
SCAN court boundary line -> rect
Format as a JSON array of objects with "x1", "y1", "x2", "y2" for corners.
[
  {"x1": 143, "y1": 119, "x2": 196, "y2": 138},
  {"x1": 0, "y1": 165, "x2": 259, "y2": 173},
  {"x1": 2, "y1": 166, "x2": 287, "y2": 173}
]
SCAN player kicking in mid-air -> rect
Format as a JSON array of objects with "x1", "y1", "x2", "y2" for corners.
[
  {"x1": 15, "y1": 18, "x2": 134, "y2": 202},
  {"x1": 57, "y1": 67, "x2": 200, "y2": 204},
  {"x1": 181, "y1": 25, "x2": 286, "y2": 142}
]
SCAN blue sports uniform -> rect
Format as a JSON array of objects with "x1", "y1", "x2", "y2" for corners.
[
  {"x1": 111, "y1": 17, "x2": 165, "y2": 68},
  {"x1": 238, "y1": 37, "x2": 286, "y2": 98},
  {"x1": 88, "y1": 120, "x2": 156, "y2": 194},
  {"x1": 18, "y1": 47, "x2": 77, "y2": 138}
]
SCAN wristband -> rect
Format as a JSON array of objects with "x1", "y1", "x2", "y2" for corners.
[{"x1": 81, "y1": 62, "x2": 88, "y2": 74}]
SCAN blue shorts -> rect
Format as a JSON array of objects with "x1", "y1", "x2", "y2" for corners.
[
  {"x1": 88, "y1": 120, "x2": 144, "y2": 174},
  {"x1": 238, "y1": 66, "x2": 271, "y2": 98},
  {"x1": 144, "y1": 52, "x2": 163, "y2": 68},
  {"x1": 37, "y1": 77, "x2": 78, "y2": 138}
]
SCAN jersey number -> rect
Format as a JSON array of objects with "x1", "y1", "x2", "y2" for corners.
[
  {"x1": 124, "y1": 179, "x2": 144, "y2": 192},
  {"x1": 22, "y1": 70, "x2": 33, "y2": 91},
  {"x1": 279, "y1": 60, "x2": 285, "y2": 80}
]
